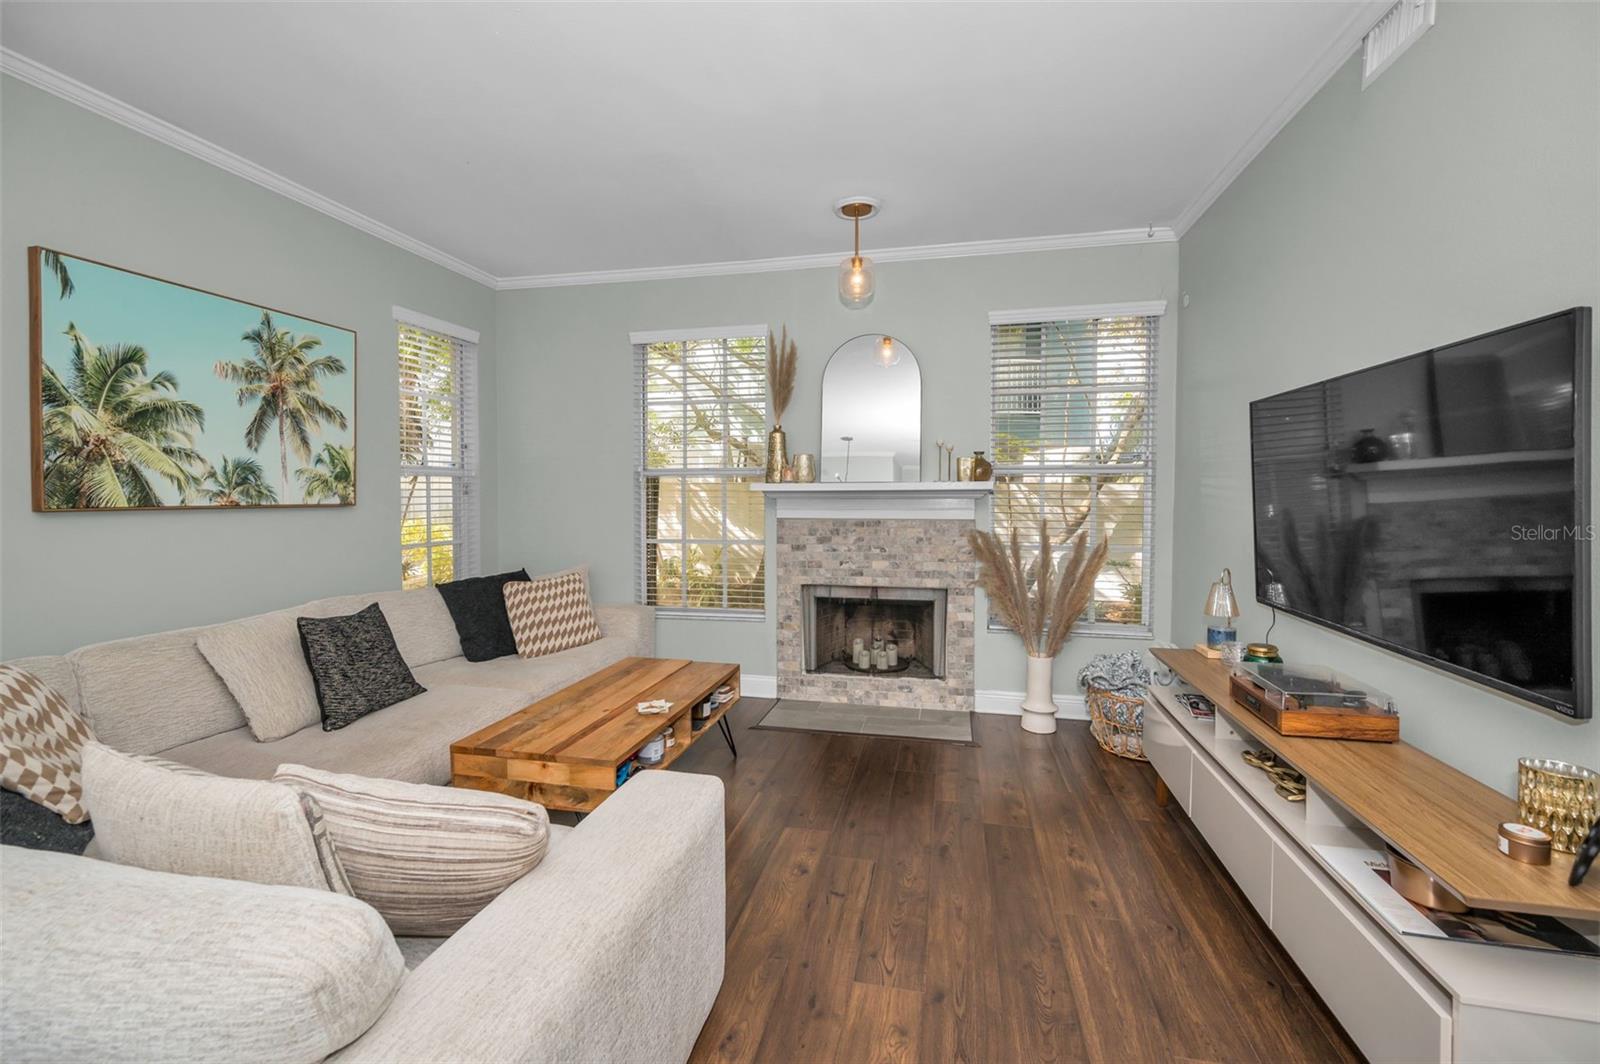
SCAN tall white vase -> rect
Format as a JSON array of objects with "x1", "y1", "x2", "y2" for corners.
[{"x1": 1020, "y1": 654, "x2": 1059, "y2": 734}]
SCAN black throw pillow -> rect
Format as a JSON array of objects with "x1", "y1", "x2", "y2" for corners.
[
  {"x1": 435, "y1": 569, "x2": 531, "y2": 661},
  {"x1": 297, "y1": 603, "x2": 427, "y2": 731}
]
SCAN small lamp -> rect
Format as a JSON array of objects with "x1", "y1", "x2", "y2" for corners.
[{"x1": 1204, "y1": 568, "x2": 1239, "y2": 648}]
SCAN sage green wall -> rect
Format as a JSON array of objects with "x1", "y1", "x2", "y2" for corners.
[
  {"x1": 1173, "y1": 1, "x2": 1599, "y2": 793},
  {"x1": 492, "y1": 242, "x2": 1179, "y2": 695},
  {"x1": 0, "y1": 77, "x2": 497, "y2": 658}
]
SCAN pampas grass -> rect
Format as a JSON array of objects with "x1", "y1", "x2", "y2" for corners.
[
  {"x1": 968, "y1": 520, "x2": 1109, "y2": 658},
  {"x1": 767, "y1": 325, "x2": 798, "y2": 426}
]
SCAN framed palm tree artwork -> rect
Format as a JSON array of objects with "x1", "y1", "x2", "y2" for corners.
[{"x1": 29, "y1": 247, "x2": 357, "y2": 511}]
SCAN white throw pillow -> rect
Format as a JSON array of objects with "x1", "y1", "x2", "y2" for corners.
[
  {"x1": 1, "y1": 845, "x2": 401, "y2": 1064},
  {"x1": 274, "y1": 763, "x2": 550, "y2": 935},
  {"x1": 82, "y1": 742, "x2": 350, "y2": 894},
  {"x1": 196, "y1": 610, "x2": 321, "y2": 741}
]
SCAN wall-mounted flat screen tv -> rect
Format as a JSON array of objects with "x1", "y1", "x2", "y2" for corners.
[{"x1": 1249, "y1": 308, "x2": 1591, "y2": 719}]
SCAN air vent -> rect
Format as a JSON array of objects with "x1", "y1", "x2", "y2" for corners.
[{"x1": 1362, "y1": 0, "x2": 1437, "y2": 89}]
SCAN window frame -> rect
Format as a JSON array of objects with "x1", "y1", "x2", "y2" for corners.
[
  {"x1": 633, "y1": 324, "x2": 770, "y2": 621},
  {"x1": 396, "y1": 309, "x2": 481, "y2": 589},
  {"x1": 986, "y1": 301, "x2": 1165, "y2": 639}
]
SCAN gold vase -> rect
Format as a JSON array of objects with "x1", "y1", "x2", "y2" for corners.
[
  {"x1": 765, "y1": 426, "x2": 789, "y2": 484},
  {"x1": 971, "y1": 450, "x2": 993, "y2": 481}
]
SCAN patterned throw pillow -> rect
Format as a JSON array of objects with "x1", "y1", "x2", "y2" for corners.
[
  {"x1": 274, "y1": 764, "x2": 549, "y2": 936},
  {"x1": 504, "y1": 567, "x2": 604, "y2": 659},
  {"x1": 296, "y1": 603, "x2": 427, "y2": 731},
  {"x1": 0, "y1": 665, "x2": 95, "y2": 824}
]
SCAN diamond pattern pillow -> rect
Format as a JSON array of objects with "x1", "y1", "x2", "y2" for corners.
[
  {"x1": 504, "y1": 567, "x2": 603, "y2": 659},
  {"x1": 0, "y1": 665, "x2": 95, "y2": 824}
]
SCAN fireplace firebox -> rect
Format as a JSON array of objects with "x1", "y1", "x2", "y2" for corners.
[{"x1": 802, "y1": 585, "x2": 946, "y2": 679}]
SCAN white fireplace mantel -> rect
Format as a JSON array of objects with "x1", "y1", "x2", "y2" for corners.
[{"x1": 750, "y1": 481, "x2": 992, "y2": 520}]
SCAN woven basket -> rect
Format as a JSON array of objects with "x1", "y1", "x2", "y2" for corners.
[{"x1": 1086, "y1": 686, "x2": 1148, "y2": 761}]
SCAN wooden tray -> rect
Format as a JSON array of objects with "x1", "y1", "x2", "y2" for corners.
[{"x1": 1229, "y1": 670, "x2": 1400, "y2": 743}]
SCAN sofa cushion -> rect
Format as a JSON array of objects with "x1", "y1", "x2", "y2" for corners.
[
  {"x1": 298, "y1": 604, "x2": 427, "y2": 731},
  {"x1": 198, "y1": 610, "x2": 322, "y2": 742},
  {"x1": 68, "y1": 626, "x2": 248, "y2": 755},
  {"x1": 275, "y1": 764, "x2": 550, "y2": 935},
  {"x1": 301, "y1": 588, "x2": 464, "y2": 669},
  {"x1": 0, "y1": 665, "x2": 95, "y2": 824},
  {"x1": 159, "y1": 684, "x2": 533, "y2": 785},
  {"x1": 436, "y1": 569, "x2": 530, "y2": 662},
  {"x1": 0, "y1": 845, "x2": 403, "y2": 1064},
  {"x1": 82, "y1": 742, "x2": 348, "y2": 894},
  {"x1": 2, "y1": 655, "x2": 83, "y2": 718},
  {"x1": 413, "y1": 633, "x2": 637, "y2": 699},
  {"x1": 505, "y1": 566, "x2": 602, "y2": 659}
]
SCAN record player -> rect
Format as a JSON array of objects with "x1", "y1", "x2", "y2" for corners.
[{"x1": 1228, "y1": 662, "x2": 1400, "y2": 742}]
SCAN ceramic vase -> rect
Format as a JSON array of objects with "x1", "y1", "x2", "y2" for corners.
[
  {"x1": 765, "y1": 426, "x2": 788, "y2": 484},
  {"x1": 1020, "y1": 654, "x2": 1059, "y2": 734}
]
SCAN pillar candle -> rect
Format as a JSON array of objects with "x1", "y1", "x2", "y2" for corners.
[{"x1": 887, "y1": 643, "x2": 898, "y2": 668}]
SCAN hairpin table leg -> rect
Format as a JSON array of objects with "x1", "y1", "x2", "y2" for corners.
[{"x1": 718, "y1": 716, "x2": 738, "y2": 758}]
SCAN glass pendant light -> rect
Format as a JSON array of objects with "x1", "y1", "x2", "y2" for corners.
[
  {"x1": 836, "y1": 199, "x2": 878, "y2": 308},
  {"x1": 877, "y1": 335, "x2": 901, "y2": 368}
]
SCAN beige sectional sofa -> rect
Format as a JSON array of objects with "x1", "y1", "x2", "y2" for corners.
[
  {"x1": 1, "y1": 586, "x2": 731, "y2": 1063},
  {"x1": 6, "y1": 586, "x2": 655, "y2": 781}
]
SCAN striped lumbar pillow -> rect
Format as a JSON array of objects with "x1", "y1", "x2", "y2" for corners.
[
  {"x1": 0, "y1": 665, "x2": 96, "y2": 824},
  {"x1": 503, "y1": 566, "x2": 603, "y2": 659},
  {"x1": 273, "y1": 764, "x2": 550, "y2": 936}
]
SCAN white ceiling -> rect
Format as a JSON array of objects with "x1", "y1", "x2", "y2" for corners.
[{"x1": 1, "y1": 1, "x2": 1385, "y2": 285}]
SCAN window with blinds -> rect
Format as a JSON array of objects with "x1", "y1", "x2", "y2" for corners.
[
  {"x1": 634, "y1": 327, "x2": 768, "y2": 618},
  {"x1": 398, "y1": 317, "x2": 479, "y2": 589},
  {"x1": 988, "y1": 303, "x2": 1163, "y2": 634}
]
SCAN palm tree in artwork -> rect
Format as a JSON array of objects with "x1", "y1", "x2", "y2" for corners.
[
  {"x1": 196, "y1": 456, "x2": 277, "y2": 506},
  {"x1": 41, "y1": 249, "x2": 74, "y2": 299},
  {"x1": 214, "y1": 312, "x2": 348, "y2": 499},
  {"x1": 39, "y1": 325, "x2": 206, "y2": 508},
  {"x1": 297, "y1": 443, "x2": 355, "y2": 504}
]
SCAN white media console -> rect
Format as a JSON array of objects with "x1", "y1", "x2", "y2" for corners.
[{"x1": 1142, "y1": 677, "x2": 1599, "y2": 1062}]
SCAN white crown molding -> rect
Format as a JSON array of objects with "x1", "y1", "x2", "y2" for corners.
[
  {"x1": 0, "y1": 48, "x2": 498, "y2": 289},
  {"x1": 495, "y1": 227, "x2": 1177, "y2": 290},
  {"x1": 1170, "y1": 0, "x2": 1392, "y2": 237}
]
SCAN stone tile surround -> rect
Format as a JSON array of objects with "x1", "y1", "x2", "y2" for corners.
[{"x1": 775, "y1": 517, "x2": 975, "y2": 711}]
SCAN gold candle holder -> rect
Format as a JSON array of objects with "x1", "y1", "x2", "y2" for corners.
[
  {"x1": 956, "y1": 456, "x2": 975, "y2": 481},
  {"x1": 1517, "y1": 758, "x2": 1599, "y2": 853},
  {"x1": 793, "y1": 453, "x2": 816, "y2": 483}
]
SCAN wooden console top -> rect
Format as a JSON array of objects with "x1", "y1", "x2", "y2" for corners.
[{"x1": 1153, "y1": 648, "x2": 1600, "y2": 921}]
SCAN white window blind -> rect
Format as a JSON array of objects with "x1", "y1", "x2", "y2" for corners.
[
  {"x1": 634, "y1": 326, "x2": 768, "y2": 618},
  {"x1": 988, "y1": 302, "x2": 1163, "y2": 634},
  {"x1": 399, "y1": 320, "x2": 480, "y2": 589}
]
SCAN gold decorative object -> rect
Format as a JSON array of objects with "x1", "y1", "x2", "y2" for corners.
[
  {"x1": 793, "y1": 453, "x2": 816, "y2": 483},
  {"x1": 970, "y1": 450, "x2": 992, "y2": 481},
  {"x1": 956, "y1": 456, "x2": 974, "y2": 481},
  {"x1": 780, "y1": 462, "x2": 796, "y2": 483},
  {"x1": 1518, "y1": 758, "x2": 1599, "y2": 853},
  {"x1": 765, "y1": 326, "x2": 798, "y2": 484},
  {"x1": 765, "y1": 428, "x2": 789, "y2": 484}
]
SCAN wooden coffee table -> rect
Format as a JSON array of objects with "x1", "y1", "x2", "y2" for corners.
[{"x1": 451, "y1": 657, "x2": 740, "y2": 813}]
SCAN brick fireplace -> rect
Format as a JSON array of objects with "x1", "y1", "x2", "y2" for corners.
[{"x1": 773, "y1": 516, "x2": 976, "y2": 712}]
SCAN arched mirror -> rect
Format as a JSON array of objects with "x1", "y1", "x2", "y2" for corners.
[{"x1": 820, "y1": 335, "x2": 922, "y2": 482}]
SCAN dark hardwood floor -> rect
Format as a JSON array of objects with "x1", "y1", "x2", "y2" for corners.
[{"x1": 672, "y1": 697, "x2": 1361, "y2": 1064}]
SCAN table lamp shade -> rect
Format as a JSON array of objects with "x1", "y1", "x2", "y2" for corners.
[{"x1": 1205, "y1": 568, "x2": 1240, "y2": 619}]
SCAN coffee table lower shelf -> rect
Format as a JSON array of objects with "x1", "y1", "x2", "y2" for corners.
[{"x1": 450, "y1": 658, "x2": 740, "y2": 813}]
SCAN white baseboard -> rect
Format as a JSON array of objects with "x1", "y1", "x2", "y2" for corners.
[
  {"x1": 974, "y1": 689, "x2": 1090, "y2": 720},
  {"x1": 740, "y1": 674, "x2": 778, "y2": 698}
]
